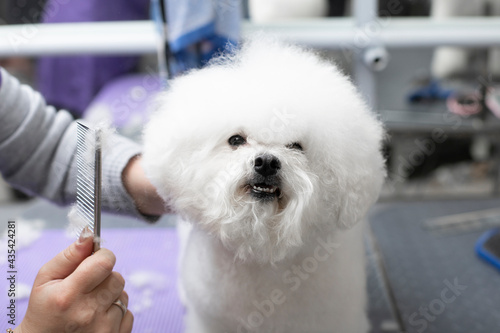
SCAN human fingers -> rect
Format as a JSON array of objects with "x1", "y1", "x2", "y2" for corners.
[
  {"x1": 64, "y1": 247, "x2": 116, "y2": 293},
  {"x1": 107, "y1": 291, "x2": 130, "y2": 331},
  {"x1": 91, "y1": 271, "x2": 125, "y2": 311},
  {"x1": 119, "y1": 310, "x2": 134, "y2": 333},
  {"x1": 34, "y1": 228, "x2": 94, "y2": 286}
]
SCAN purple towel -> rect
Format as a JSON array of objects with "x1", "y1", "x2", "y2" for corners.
[
  {"x1": 84, "y1": 73, "x2": 162, "y2": 128},
  {"x1": 36, "y1": 0, "x2": 150, "y2": 117}
]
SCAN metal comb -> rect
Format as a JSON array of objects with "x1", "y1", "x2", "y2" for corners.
[{"x1": 76, "y1": 121, "x2": 102, "y2": 252}]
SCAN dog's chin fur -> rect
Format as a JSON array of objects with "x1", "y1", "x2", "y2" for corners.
[{"x1": 143, "y1": 36, "x2": 386, "y2": 332}]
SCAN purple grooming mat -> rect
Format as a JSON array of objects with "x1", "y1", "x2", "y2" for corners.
[{"x1": 1, "y1": 228, "x2": 184, "y2": 333}]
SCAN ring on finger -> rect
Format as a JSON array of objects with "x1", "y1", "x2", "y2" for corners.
[{"x1": 112, "y1": 299, "x2": 127, "y2": 317}]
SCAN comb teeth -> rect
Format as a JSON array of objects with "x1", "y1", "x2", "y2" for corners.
[{"x1": 76, "y1": 121, "x2": 102, "y2": 252}]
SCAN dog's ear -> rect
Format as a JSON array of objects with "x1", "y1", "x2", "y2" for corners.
[{"x1": 335, "y1": 168, "x2": 385, "y2": 229}]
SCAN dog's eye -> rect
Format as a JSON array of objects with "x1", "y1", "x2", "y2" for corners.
[
  {"x1": 286, "y1": 142, "x2": 303, "y2": 151},
  {"x1": 228, "y1": 135, "x2": 246, "y2": 147}
]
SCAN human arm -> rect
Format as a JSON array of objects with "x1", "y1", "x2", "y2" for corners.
[{"x1": 0, "y1": 67, "x2": 165, "y2": 219}]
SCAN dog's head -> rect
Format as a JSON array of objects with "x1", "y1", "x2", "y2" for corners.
[{"x1": 143, "y1": 37, "x2": 386, "y2": 264}]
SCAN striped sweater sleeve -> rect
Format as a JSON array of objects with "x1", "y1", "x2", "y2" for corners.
[{"x1": 0, "y1": 67, "x2": 157, "y2": 222}]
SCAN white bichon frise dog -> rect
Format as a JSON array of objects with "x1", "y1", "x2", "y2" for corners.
[{"x1": 143, "y1": 37, "x2": 386, "y2": 333}]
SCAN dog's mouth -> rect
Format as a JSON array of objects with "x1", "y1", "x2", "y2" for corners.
[{"x1": 245, "y1": 180, "x2": 282, "y2": 201}]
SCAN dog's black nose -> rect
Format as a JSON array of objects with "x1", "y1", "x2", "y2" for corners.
[{"x1": 254, "y1": 154, "x2": 281, "y2": 176}]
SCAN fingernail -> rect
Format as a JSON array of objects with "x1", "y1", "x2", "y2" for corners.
[{"x1": 78, "y1": 226, "x2": 92, "y2": 244}]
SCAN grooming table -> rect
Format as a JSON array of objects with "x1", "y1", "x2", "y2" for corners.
[{"x1": 369, "y1": 198, "x2": 500, "y2": 333}]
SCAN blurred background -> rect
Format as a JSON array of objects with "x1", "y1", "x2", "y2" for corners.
[
  {"x1": 1, "y1": 0, "x2": 500, "y2": 202},
  {"x1": 1, "y1": 1, "x2": 500, "y2": 332}
]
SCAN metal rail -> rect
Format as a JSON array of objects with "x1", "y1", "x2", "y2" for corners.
[{"x1": 0, "y1": 18, "x2": 499, "y2": 57}]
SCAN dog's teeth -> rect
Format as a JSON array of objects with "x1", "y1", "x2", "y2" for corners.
[{"x1": 251, "y1": 185, "x2": 279, "y2": 195}]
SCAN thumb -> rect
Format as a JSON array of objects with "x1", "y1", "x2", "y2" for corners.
[{"x1": 34, "y1": 227, "x2": 94, "y2": 286}]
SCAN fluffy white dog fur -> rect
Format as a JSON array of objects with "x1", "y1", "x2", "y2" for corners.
[{"x1": 143, "y1": 37, "x2": 386, "y2": 333}]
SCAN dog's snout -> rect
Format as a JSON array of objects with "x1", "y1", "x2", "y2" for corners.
[{"x1": 254, "y1": 154, "x2": 281, "y2": 176}]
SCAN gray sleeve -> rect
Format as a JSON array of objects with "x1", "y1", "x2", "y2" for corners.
[{"x1": 0, "y1": 67, "x2": 158, "y2": 222}]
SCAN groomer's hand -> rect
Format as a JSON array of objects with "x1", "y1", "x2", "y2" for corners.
[
  {"x1": 14, "y1": 229, "x2": 133, "y2": 333},
  {"x1": 122, "y1": 156, "x2": 167, "y2": 216}
]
